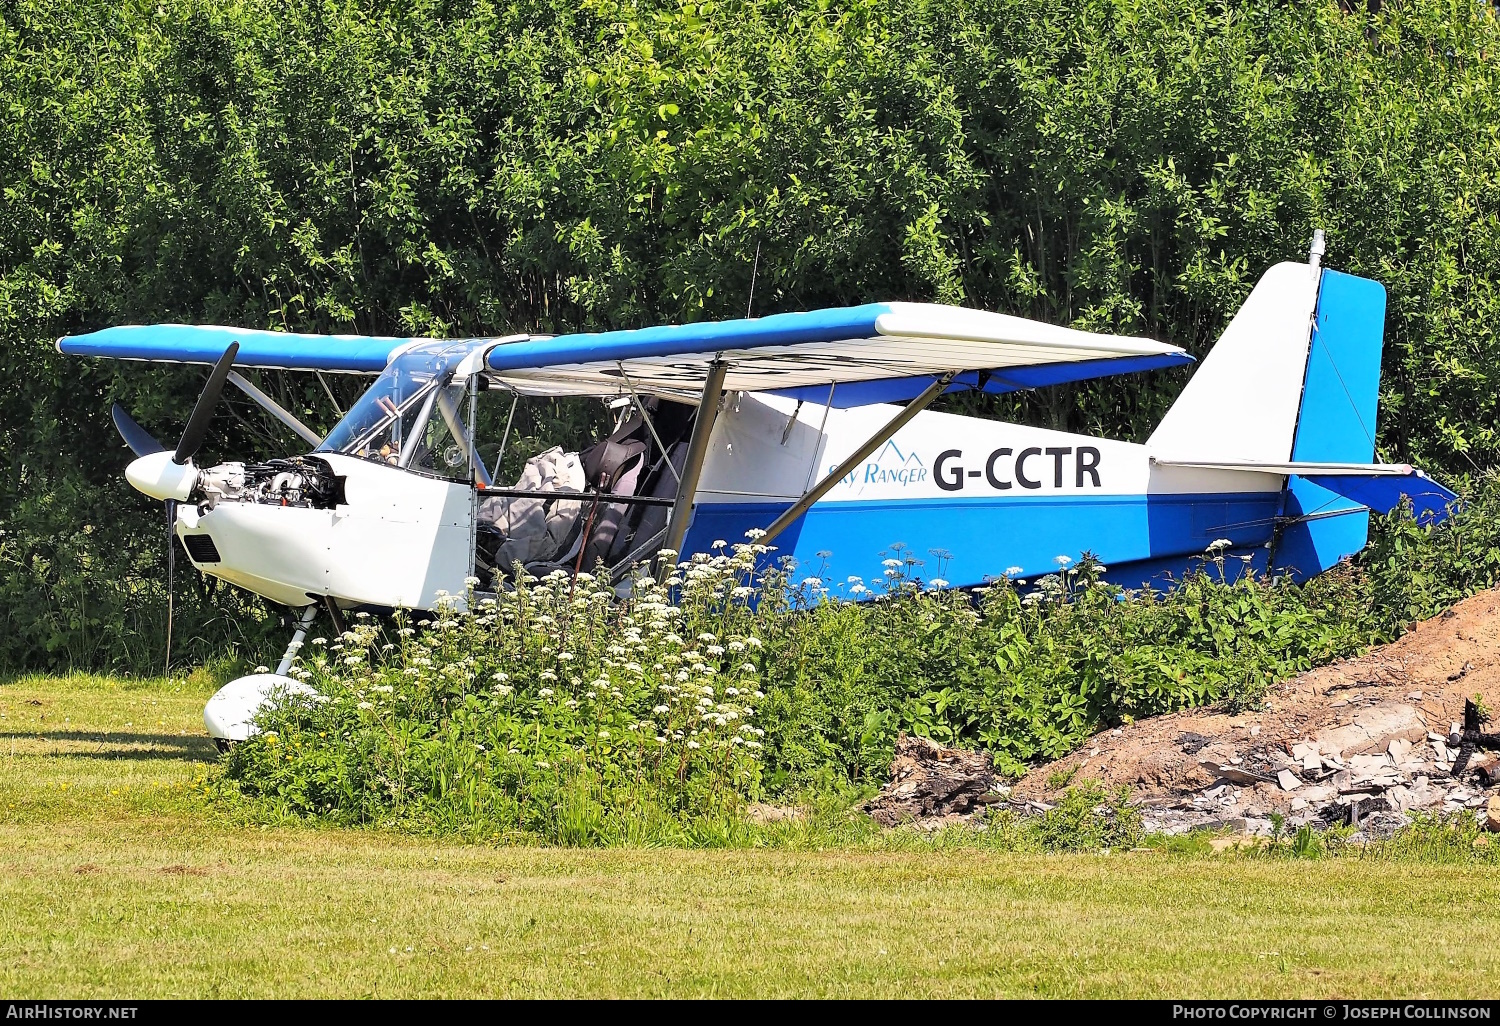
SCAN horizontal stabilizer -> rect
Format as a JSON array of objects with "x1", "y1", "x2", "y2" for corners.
[
  {"x1": 1153, "y1": 458, "x2": 1419, "y2": 477},
  {"x1": 1303, "y1": 473, "x2": 1458, "y2": 526},
  {"x1": 1152, "y1": 457, "x2": 1458, "y2": 526}
]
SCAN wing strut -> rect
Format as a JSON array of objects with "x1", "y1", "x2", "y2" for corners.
[
  {"x1": 227, "y1": 370, "x2": 322, "y2": 448},
  {"x1": 661, "y1": 360, "x2": 729, "y2": 565},
  {"x1": 759, "y1": 371, "x2": 958, "y2": 547}
]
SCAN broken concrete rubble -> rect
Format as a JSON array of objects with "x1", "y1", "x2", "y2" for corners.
[{"x1": 1010, "y1": 587, "x2": 1500, "y2": 842}]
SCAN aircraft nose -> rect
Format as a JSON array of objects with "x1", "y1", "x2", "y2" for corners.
[{"x1": 125, "y1": 450, "x2": 198, "y2": 501}]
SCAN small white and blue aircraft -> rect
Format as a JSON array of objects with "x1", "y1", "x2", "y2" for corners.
[{"x1": 59, "y1": 235, "x2": 1457, "y2": 743}]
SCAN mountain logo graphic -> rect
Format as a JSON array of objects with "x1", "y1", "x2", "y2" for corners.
[
  {"x1": 871, "y1": 441, "x2": 924, "y2": 468},
  {"x1": 832, "y1": 439, "x2": 930, "y2": 493}
]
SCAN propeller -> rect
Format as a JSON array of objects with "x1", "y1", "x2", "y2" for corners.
[
  {"x1": 164, "y1": 498, "x2": 177, "y2": 674},
  {"x1": 174, "y1": 342, "x2": 239, "y2": 464},
  {"x1": 109, "y1": 342, "x2": 239, "y2": 673},
  {"x1": 111, "y1": 404, "x2": 166, "y2": 457}
]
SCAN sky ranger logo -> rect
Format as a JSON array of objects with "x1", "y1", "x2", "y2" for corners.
[
  {"x1": 833, "y1": 440, "x2": 928, "y2": 495},
  {"x1": 935, "y1": 445, "x2": 1102, "y2": 491}
]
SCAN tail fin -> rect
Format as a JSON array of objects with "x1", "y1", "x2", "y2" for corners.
[
  {"x1": 1148, "y1": 260, "x2": 1323, "y2": 463},
  {"x1": 1272, "y1": 267, "x2": 1388, "y2": 578},
  {"x1": 1149, "y1": 259, "x2": 1407, "y2": 580}
]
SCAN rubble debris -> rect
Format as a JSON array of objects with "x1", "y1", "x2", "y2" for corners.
[
  {"x1": 865, "y1": 733, "x2": 999, "y2": 827},
  {"x1": 1451, "y1": 698, "x2": 1500, "y2": 777},
  {"x1": 1011, "y1": 587, "x2": 1500, "y2": 841},
  {"x1": 1201, "y1": 760, "x2": 1274, "y2": 786},
  {"x1": 1178, "y1": 731, "x2": 1214, "y2": 755}
]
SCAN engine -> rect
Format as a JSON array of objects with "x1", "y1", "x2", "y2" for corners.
[{"x1": 197, "y1": 456, "x2": 345, "y2": 510}]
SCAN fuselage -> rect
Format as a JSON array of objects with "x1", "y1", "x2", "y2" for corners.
[{"x1": 174, "y1": 389, "x2": 1284, "y2": 610}]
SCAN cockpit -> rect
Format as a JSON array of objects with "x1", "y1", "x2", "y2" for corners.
[
  {"x1": 317, "y1": 340, "x2": 480, "y2": 479},
  {"x1": 315, "y1": 339, "x2": 697, "y2": 583}
]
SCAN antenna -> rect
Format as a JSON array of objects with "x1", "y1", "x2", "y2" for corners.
[
  {"x1": 1309, "y1": 228, "x2": 1326, "y2": 269},
  {"x1": 746, "y1": 240, "x2": 761, "y2": 318}
]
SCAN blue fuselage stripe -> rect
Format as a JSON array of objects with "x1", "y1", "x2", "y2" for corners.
[{"x1": 683, "y1": 490, "x2": 1282, "y2": 589}]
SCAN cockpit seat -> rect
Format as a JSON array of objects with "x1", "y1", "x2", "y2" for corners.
[{"x1": 475, "y1": 446, "x2": 585, "y2": 573}]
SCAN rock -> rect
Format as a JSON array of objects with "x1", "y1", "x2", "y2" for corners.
[
  {"x1": 1388, "y1": 737, "x2": 1413, "y2": 763},
  {"x1": 1487, "y1": 795, "x2": 1500, "y2": 833},
  {"x1": 1200, "y1": 760, "x2": 1275, "y2": 786},
  {"x1": 1250, "y1": 726, "x2": 1261, "y2": 737},
  {"x1": 865, "y1": 734, "x2": 998, "y2": 827},
  {"x1": 1292, "y1": 742, "x2": 1315, "y2": 760},
  {"x1": 1432, "y1": 739, "x2": 1450, "y2": 761},
  {"x1": 1290, "y1": 797, "x2": 1308, "y2": 812},
  {"x1": 1301, "y1": 752, "x2": 1322, "y2": 775},
  {"x1": 1316, "y1": 702, "x2": 1425, "y2": 757},
  {"x1": 1277, "y1": 769, "x2": 1302, "y2": 791}
]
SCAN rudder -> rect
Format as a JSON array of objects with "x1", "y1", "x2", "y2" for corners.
[{"x1": 1270, "y1": 269, "x2": 1387, "y2": 579}]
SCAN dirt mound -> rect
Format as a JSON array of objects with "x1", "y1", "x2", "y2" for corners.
[{"x1": 1013, "y1": 587, "x2": 1500, "y2": 838}]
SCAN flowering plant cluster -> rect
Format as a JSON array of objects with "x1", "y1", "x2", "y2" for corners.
[{"x1": 226, "y1": 539, "x2": 781, "y2": 843}]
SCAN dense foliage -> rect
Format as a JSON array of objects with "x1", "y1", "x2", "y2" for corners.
[
  {"x1": 6, "y1": 0, "x2": 1500, "y2": 670},
  {"x1": 224, "y1": 484, "x2": 1500, "y2": 841}
]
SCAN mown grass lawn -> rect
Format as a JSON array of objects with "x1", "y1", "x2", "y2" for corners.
[{"x1": 3, "y1": 673, "x2": 1500, "y2": 998}]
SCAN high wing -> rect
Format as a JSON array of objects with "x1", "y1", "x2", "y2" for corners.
[
  {"x1": 59, "y1": 303, "x2": 1191, "y2": 404},
  {"x1": 56, "y1": 324, "x2": 423, "y2": 373},
  {"x1": 484, "y1": 302, "x2": 1191, "y2": 407}
]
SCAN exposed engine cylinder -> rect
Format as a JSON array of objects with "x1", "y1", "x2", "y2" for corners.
[{"x1": 197, "y1": 456, "x2": 345, "y2": 509}]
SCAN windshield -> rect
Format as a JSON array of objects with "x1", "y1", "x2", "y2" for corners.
[{"x1": 317, "y1": 340, "x2": 473, "y2": 465}]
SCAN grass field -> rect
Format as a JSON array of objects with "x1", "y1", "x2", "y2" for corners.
[{"x1": 4, "y1": 674, "x2": 1500, "y2": 998}]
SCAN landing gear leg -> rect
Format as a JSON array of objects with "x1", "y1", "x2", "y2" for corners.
[
  {"x1": 274, "y1": 604, "x2": 319, "y2": 676},
  {"x1": 321, "y1": 595, "x2": 347, "y2": 638}
]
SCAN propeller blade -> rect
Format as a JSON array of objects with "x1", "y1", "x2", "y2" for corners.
[
  {"x1": 174, "y1": 342, "x2": 240, "y2": 465},
  {"x1": 111, "y1": 404, "x2": 167, "y2": 457},
  {"x1": 164, "y1": 499, "x2": 176, "y2": 674}
]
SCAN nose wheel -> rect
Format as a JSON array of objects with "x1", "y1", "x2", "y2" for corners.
[{"x1": 205, "y1": 602, "x2": 326, "y2": 746}]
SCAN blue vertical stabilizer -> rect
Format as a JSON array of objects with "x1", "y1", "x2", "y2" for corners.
[{"x1": 1271, "y1": 269, "x2": 1386, "y2": 580}]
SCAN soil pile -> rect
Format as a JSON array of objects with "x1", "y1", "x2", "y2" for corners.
[{"x1": 1011, "y1": 587, "x2": 1500, "y2": 839}]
